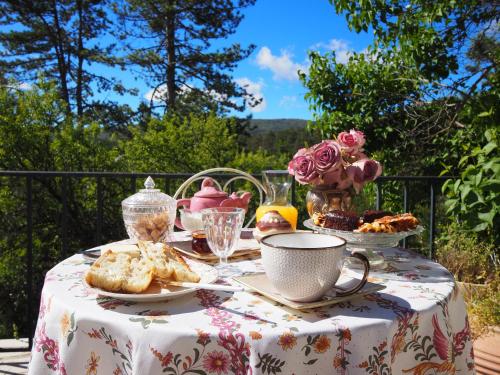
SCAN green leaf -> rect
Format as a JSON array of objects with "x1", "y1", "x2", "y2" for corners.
[
  {"x1": 481, "y1": 179, "x2": 500, "y2": 187},
  {"x1": 475, "y1": 171, "x2": 483, "y2": 186},
  {"x1": 458, "y1": 155, "x2": 469, "y2": 167},
  {"x1": 478, "y1": 211, "x2": 495, "y2": 226},
  {"x1": 460, "y1": 185, "x2": 471, "y2": 201},
  {"x1": 478, "y1": 111, "x2": 492, "y2": 118},
  {"x1": 482, "y1": 142, "x2": 497, "y2": 155},
  {"x1": 472, "y1": 222, "x2": 489, "y2": 232}
]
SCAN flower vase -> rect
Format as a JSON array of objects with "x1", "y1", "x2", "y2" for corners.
[
  {"x1": 306, "y1": 185, "x2": 355, "y2": 218},
  {"x1": 305, "y1": 185, "x2": 387, "y2": 269}
]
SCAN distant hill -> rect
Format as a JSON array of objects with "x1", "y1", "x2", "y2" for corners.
[
  {"x1": 242, "y1": 118, "x2": 321, "y2": 154},
  {"x1": 248, "y1": 119, "x2": 309, "y2": 134}
]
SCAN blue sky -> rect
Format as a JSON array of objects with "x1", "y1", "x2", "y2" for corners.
[
  {"x1": 88, "y1": 0, "x2": 374, "y2": 120},
  {"x1": 221, "y1": 0, "x2": 373, "y2": 119}
]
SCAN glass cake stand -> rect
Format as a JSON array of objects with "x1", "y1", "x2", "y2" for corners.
[{"x1": 303, "y1": 219, "x2": 424, "y2": 269}]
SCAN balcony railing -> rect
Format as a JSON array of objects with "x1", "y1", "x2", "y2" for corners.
[{"x1": 0, "y1": 171, "x2": 453, "y2": 351}]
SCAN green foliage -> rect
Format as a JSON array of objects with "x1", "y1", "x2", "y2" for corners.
[
  {"x1": 331, "y1": 0, "x2": 495, "y2": 81},
  {"x1": 246, "y1": 128, "x2": 321, "y2": 154},
  {"x1": 300, "y1": 49, "x2": 423, "y2": 140},
  {"x1": 303, "y1": 0, "x2": 499, "y2": 179},
  {"x1": 466, "y1": 279, "x2": 500, "y2": 339},
  {"x1": 117, "y1": 0, "x2": 257, "y2": 113},
  {"x1": 436, "y1": 223, "x2": 498, "y2": 284},
  {"x1": 436, "y1": 224, "x2": 499, "y2": 338},
  {"x1": 0, "y1": 0, "x2": 129, "y2": 116},
  {"x1": 123, "y1": 114, "x2": 238, "y2": 173},
  {"x1": 442, "y1": 126, "x2": 500, "y2": 237},
  {"x1": 0, "y1": 83, "x2": 290, "y2": 338}
]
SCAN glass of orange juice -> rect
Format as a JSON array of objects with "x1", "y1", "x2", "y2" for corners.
[{"x1": 256, "y1": 170, "x2": 298, "y2": 230}]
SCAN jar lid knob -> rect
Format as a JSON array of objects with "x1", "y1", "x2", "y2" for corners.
[{"x1": 144, "y1": 176, "x2": 155, "y2": 189}]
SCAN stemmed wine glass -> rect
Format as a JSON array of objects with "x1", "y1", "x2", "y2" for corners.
[{"x1": 201, "y1": 207, "x2": 245, "y2": 266}]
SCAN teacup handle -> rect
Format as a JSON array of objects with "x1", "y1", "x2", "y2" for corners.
[{"x1": 336, "y1": 252, "x2": 370, "y2": 297}]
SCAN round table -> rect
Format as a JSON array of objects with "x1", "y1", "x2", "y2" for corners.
[{"x1": 29, "y1": 236, "x2": 474, "y2": 375}]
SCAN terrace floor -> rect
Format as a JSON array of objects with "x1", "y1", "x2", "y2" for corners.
[{"x1": 0, "y1": 339, "x2": 29, "y2": 375}]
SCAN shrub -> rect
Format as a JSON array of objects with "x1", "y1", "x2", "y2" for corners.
[
  {"x1": 466, "y1": 279, "x2": 500, "y2": 339},
  {"x1": 436, "y1": 223, "x2": 497, "y2": 284}
]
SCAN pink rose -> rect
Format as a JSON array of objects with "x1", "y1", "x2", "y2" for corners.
[
  {"x1": 312, "y1": 140, "x2": 341, "y2": 173},
  {"x1": 350, "y1": 129, "x2": 365, "y2": 147},
  {"x1": 337, "y1": 129, "x2": 365, "y2": 154},
  {"x1": 288, "y1": 151, "x2": 319, "y2": 185},
  {"x1": 322, "y1": 168, "x2": 352, "y2": 190},
  {"x1": 293, "y1": 148, "x2": 308, "y2": 158},
  {"x1": 346, "y1": 159, "x2": 382, "y2": 193}
]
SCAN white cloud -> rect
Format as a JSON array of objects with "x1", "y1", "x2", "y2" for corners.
[
  {"x1": 145, "y1": 80, "x2": 266, "y2": 113},
  {"x1": 256, "y1": 47, "x2": 307, "y2": 81},
  {"x1": 18, "y1": 82, "x2": 31, "y2": 90},
  {"x1": 144, "y1": 84, "x2": 196, "y2": 103},
  {"x1": 311, "y1": 38, "x2": 356, "y2": 64},
  {"x1": 326, "y1": 39, "x2": 349, "y2": 52},
  {"x1": 279, "y1": 95, "x2": 297, "y2": 108},
  {"x1": 6, "y1": 81, "x2": 32, "y2": 91},
  {"x1": 235, "y1": 77, "x2": 266, "y2": 113},
  {"x1": 144, "y1": 85, "x2": 168, "y2": 102}
]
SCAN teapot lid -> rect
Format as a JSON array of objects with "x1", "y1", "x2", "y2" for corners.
[
  {"x1": 122, "y1": 176, "x2": 175, "y2": 207},
  {"x1": 194, "y1": 178, "x2": 227, "y2": 198}
]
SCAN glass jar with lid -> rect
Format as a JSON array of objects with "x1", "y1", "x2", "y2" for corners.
[{"x1": 122, "y1": 176, "x2": 176, "y2": 242}]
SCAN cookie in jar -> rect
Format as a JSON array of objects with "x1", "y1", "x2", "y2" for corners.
[
  {"x1": 122, "y1": 176, "x2": 176, "y2": 243},
  {"x1": 132, "y1": 211, "x2": 170, "y2": 242}
]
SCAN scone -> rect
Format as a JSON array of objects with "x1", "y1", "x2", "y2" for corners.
[{"x1": 85, "y1": 250, "x2": 131, "y2": 292}]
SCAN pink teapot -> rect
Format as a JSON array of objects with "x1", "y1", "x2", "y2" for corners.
[{"x1": 175, "y1": 178, "x2": 252, "y2": 229}]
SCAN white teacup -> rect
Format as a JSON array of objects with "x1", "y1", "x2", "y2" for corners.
[{"x1": 260, "y1": 232, "x2": 369, "y2": 302}]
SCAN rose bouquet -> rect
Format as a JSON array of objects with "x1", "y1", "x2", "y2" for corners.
[{"x1": 288, "y1": 130, "x2": 382, "y2": 193}]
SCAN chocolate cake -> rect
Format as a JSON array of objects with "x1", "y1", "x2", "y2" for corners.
[
  {"x1": 362, "y1": 210, "x2": 392, "y2": 223},
  {"x1": 323, "y1": 210, "x2": 360, "y2": 231}
]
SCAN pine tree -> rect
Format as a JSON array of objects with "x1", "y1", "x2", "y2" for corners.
[
  {"x1": 117, "y1": 0, "x2": 259, "y2": 114},
  {"x1": 0, "y1": 0, "x2": 129, "y2": 117}
]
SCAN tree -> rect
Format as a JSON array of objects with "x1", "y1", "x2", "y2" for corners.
[
  {"x1": 116, "y1": 0, "x2": 259, "y2": 114},
  {"x1": 331, "y1": 0, "x2": 498, "y2": 81},
  {"x1": 0, "y1": 81, "x2": 128, "y2": 338},
  {"x1": 301, "y1": 0, "x2": 499, "y2": 174},
  {"x1": 0, "y1": 0, "x2": 129, "y2": 117}
]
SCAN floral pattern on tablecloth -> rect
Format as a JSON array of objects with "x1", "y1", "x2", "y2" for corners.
[{"x1": 29, "y1": 238, "x2": 474, "y2": 374}]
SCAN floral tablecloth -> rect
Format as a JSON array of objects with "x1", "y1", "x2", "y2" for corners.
[{"x1": 29, "y1": 235, "x2": 474, "y2": 375}]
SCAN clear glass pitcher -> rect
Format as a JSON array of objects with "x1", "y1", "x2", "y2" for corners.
[{"x1": 256, "y1": 170, "x2": 298, "y2": 229}]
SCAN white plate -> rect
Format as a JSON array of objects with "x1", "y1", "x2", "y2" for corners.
[
  {"x1": 303, "y1": 219, "x2": 424, "y2": 248},
  {"x1": 84, "y1": 260, "x2": 218, "y2": 302}
]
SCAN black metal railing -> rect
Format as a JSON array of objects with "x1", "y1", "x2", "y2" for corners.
[
  {"x1": 0, "y1": 171, "x2": 454, "y2": 351},
  {"x1": 375, "y1": 176, "x2": 452, "y2": 257}
]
